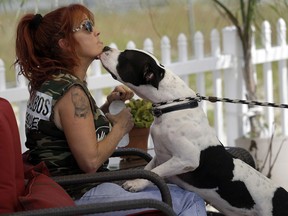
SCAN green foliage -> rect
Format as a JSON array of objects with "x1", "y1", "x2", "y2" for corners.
[{"x1": 126, "y1": 99, "x2": 154, "y2": 128}]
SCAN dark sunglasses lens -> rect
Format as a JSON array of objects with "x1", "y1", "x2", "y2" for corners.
[{"x1": 85, "y1": 21, "x2": 93, "y2": 33}]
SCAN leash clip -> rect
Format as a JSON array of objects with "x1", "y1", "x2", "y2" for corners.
[
  {"x1": 195, "y1": 93, "x2": 202, "y2": 102},
  {"x1": 151, "y1": 108, "x2": 162, "y2": 118}
]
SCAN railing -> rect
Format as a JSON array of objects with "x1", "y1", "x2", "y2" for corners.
[{"x1": 1, "y1": 18, "x2": 288, "y2": 152}]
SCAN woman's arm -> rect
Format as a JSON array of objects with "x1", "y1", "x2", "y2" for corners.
[{"x1": 53, "y1": 85, "x2": 134, "y2": 173}]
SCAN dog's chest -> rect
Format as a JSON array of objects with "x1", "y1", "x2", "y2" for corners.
[{"x1": 151, "y1": 108, "x2": 219, "y2": 154}]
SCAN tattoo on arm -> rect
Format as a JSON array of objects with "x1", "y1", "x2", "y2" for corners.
[{"x1": 71, "y1": 87, "x2": 90, "y2": 118}]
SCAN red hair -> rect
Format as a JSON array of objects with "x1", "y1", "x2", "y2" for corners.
[{"x1": 15, "y1": 4, "x2": 94, "y2": 94}]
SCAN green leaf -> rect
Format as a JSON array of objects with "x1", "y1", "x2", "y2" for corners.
[{"x1": 126, "y1": 99, "x2": 154, "y2": 128}]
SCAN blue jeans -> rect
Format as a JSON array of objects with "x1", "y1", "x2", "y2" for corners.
[{"x1": 75, "y1": 183, "x2": 207, "y2": 216}]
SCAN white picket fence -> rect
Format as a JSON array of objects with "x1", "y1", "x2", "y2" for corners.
[{"x1": 1, "y1": 18, "x2": 288, "y2": 152}]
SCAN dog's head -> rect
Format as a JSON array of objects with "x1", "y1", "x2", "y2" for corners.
[{"x1": 99, "y1": 46, "x2": 165, "y2": 90}]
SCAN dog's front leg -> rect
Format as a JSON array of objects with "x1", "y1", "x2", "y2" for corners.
[
  {"x1": 123, "y1": 156, "x2": 197, "y2": 192},
  {"x1": 149, "y1": 155, "x2": 196, "y2": 177},
  {"x1": 122, "y1": 156, "x2": 157, "y2": 192},
  {"x1": 144, "y1": 156, "x2": 157, "y2": 171}
]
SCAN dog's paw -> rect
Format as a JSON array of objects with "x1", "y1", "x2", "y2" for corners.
[{"x1": 122, "y1": 179, "x2": 150, "y2": 192}]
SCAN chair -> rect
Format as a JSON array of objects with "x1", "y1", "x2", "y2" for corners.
[
  {"x1": 0, "y1": 97, "x2": 176, "y2": 216},
  {"x1": 0, "y1": 97, "x2": 256, "y2": 216},
  {"x1": 225, "y1": 146, "x2": 256, "y2": 168}
]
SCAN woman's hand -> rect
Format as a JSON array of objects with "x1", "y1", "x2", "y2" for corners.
[
  {"x1": 105, "y1": 107, "x2": 134, "y2": 136},
  {"x1": 107, "y1": 85, "x2": 134, "y2": 103},
  {"x1": 101, "y1": 85, "x2": 134, "y2": 113}
]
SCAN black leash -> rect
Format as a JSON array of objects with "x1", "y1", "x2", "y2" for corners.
[{"x1": 197, "y1": 93, "x2": 288, "y2": 109}]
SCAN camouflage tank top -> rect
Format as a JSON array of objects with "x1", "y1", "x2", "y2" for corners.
[{"x1": 25, "y1": 72, "x2": 111, "y2": 199}]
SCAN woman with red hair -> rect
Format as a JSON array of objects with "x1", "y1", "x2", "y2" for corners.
[{"x1": 15, "y1": 4, "x2": 206, "y2": 215}]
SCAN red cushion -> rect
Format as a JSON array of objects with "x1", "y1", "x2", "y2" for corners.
[
  {"x1": 19, "y1": 169, "x2": 75, "y2": 210},
  {"x1": 0, "y1": 98, "x2": 25, "y2": 213}
]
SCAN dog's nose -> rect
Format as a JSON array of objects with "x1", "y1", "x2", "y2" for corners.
[{"x1": 103, "y1": 46, "x2": 111, "y2": 52}]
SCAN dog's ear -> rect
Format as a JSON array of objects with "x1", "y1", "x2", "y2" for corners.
[
  {"x1": 143, "y1": 65, "x2": 155, "y2": 81},
  {"x1": 143, "y1": 64, "x2": 165, "y2": 89}
]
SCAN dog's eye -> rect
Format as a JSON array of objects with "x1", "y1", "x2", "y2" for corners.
[{"x1": 160, "y1": 64, "x2": 165, "y2": 68}]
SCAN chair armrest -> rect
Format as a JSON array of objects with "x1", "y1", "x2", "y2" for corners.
[
  {"x1": 4, "y1": 199, "x2": 176, "y2": 216},
  {"x1": 52, "y1": 169, "x2": 172, "y2": 207},
  {"x1": 5, "y1": 170, "x2": 175, "y2": 216},
  {"x1": 111, "y1": 147, "x2": 153, "y2": 162}
]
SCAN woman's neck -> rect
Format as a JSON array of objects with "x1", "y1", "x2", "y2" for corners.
[{"x1": 73, "y1": 63, "x2": 90, "y2": 81}]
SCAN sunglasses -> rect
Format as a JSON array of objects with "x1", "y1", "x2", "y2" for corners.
[{"x1": 72, "y1": 20, "x2": 93, "y2": 33}]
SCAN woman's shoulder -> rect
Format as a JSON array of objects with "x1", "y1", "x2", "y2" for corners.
[
  {"x1": 43, "y1": 72, "x2": 82, "y2": 88},
  {"x1": 39, "y1": 72, "x2": 87, "y2": 99}
]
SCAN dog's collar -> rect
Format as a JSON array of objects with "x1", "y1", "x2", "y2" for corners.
[{"x1": 151, "y1": 100, "x2": 199, "y2": 117}]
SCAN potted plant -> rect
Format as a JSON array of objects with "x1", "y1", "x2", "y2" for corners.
[{"x1": 124, "y1": 98, "x2": 154, "y2": 153}]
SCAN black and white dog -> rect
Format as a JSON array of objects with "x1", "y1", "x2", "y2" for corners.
[{"x1": 99, "y1": 46, "x2": 288, "y2": 216}]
